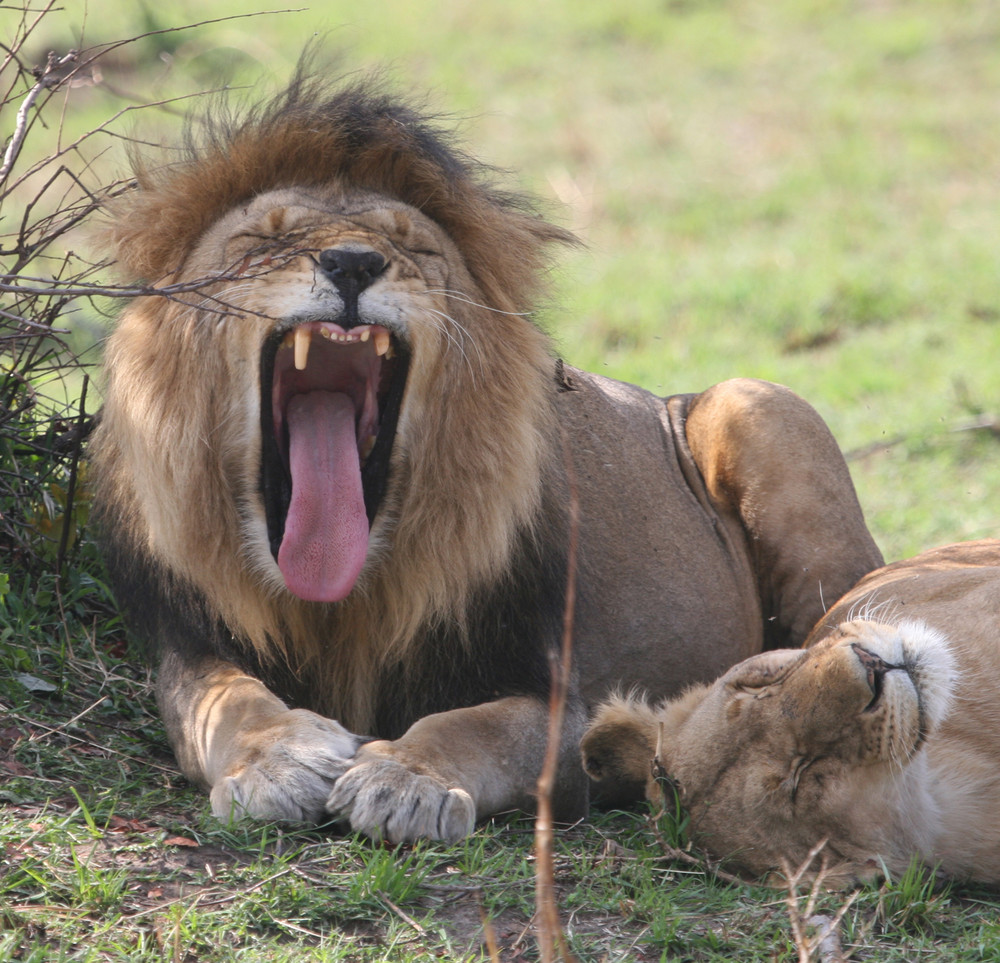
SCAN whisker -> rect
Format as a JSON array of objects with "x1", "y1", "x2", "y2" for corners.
[
  {"x1": 845, "y1": 592, "x2": 900, "y2": 626},
  {"x1": 420, "y1": 306, "x2": 486, "y2": 384},
  {"x1": 421, "y1": 288, "x2": 533, "y2": 317}
]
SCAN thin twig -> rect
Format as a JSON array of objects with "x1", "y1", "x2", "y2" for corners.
[
  {"x1": 1, "y1": 10, "x2": 307, "y2": 185},
  {"x1": 267, "y1": 916, "x2": 326, "y2": 940},
  {"x1": 0, "y1": 0, "x2": 58, "y2": 80},
  {"x1": 781, "y1": 842, "x2": 860, "y2": 963},
  {"x1": 199, "y1": 868, "x2": 296, "y2": 906},
  {"x1": 805, "y1": 914, "x2": 849, "y2": 963},
  {"x1": 478, "y1": 891, "x2": 502, "y2": 963},
  {"x1": 57, "y1": 695, "x2": 108, "y2": 731},
  {"x1": 646, "y1": 812, "x2": 746, "y2": 887},
  {"x1": 533, "y1": 434, "x2": 581, "y2": 963},
  {"x1": 0, "y1": 701, "x2": 177, "y2": 776},
  {"x1": 77, "y1": 9, "x2": 308, "y2": 72},
  {"x1": 950, "y1": 414, "x2": 999, "y2": 435},
  {"x1": 381, "y1": 895, "x2": 427, "y2": 937},
  {"x1": 1, "y1": 252, "x2": 302, "y2": 303},
  {"x1": 0, "y1": 49, "x2": 79, "y2": 183},
  {"x1": 0, "y1": 306, "x2": 71, "y2": 332}
]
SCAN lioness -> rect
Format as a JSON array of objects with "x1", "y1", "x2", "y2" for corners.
[
  {"x1": 92, "y1": 72, "x2": 882, "y2": 842},
  {"x1": 583, "y1": 540, "x2": 1000, "y2": 886}
]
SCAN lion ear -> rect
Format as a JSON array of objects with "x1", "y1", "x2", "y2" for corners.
[{"x1": 722, "y1": 648, "x2": 806, "y2": 692}]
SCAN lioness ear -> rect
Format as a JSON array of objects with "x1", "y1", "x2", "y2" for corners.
[{"x1": 722, "y1": 648, "x2": 806, "y2": 691}]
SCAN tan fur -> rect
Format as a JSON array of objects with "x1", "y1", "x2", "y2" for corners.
[
  {"x1": 98, "y1": 185, "x2": 557, "y2": 729},
  {"x1": 91, "y1": 73, "x2": 882, "y2": 841},
  {"x1": 583, "y1": 540, "x2": 1000, "y2": 886}
]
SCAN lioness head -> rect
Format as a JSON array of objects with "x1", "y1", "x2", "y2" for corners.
[
  {"x1": 582, "y1": 619, "x2": 957, "y2": 885},
  {"x1": 93, "y1": 74, "x2": 575, "y2": 661}
]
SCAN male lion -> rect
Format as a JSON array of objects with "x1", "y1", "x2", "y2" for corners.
[
  {"x1": 92, "y1": 72, "x2": 882, "y2": 843},
  {"x1": 583, "y1": 540, "x2": 1000, "y2": 887}
]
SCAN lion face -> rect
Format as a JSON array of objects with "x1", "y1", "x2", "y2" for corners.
[
  {"x1": 105, "y1": 186, "x2": 463, "y2": 603},
  {"x1": 660, "y1": 619, "x2": 956, "y2": 880},
  {"x1": 99, "y1": 173, "x2": 561, "y2": 660},
  {"x1": 583, "y1": 619, "x2": 958, "y2": 884},
  {"x1": 190, "y1": 187, "x2": 465, "y2": 603},
  {"x1": 93, "y1": 79, "x2": 579, "y2": 674}
]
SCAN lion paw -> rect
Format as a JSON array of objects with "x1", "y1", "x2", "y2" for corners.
[
  {"x1": 325, "y1": 758, "x2": 475, "y2": 843},
  {"x1": 210, "y1": 709, "x2": 365, "y2": 824}
]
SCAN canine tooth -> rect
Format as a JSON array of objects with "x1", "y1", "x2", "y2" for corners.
[
  {"x1": 293, "y1": 327, "x2": 311, "y2": 370},
  {"x1": 373, "y1": 330, "x2": 390, "y2": 357}
]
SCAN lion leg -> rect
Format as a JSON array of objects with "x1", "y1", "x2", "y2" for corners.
[
  {"x1": 157, "y1": 651, "x2": 366, "y2": 823},
  {"x1": 327, "y1": 697, "x2": 589, "y2": 843},
  {"x1": 678, "y1": 378, "x2": 883, "y2": 647}
]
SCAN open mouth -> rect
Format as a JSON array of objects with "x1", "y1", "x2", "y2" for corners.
[{"x1": 259, "y1": 320, "x2": 410, "y2": 602}]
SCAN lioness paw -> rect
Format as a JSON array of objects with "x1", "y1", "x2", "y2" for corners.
[
  {"x1": 326, "y1": 758, "x2": 475, "y2": 843},
  {"x1": 210, "y1": 709, "x2": 365, "y2": 824}
]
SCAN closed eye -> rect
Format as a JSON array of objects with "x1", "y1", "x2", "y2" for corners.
[
  {"x1": 732, "y1": 682, "x2": 778, "y2": 698},
  {"x1": 788, "y1": 756, "x2": 819, "y2": 804}
]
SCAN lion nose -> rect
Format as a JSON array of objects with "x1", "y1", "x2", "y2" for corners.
[
  {"x1": 316, "y1": 248, "x2": 387, "y2": 327},
  {"x1": 317, "y1": 248, "x2": 387, "y2": 291},
  {"x1": 851, "y1": 642, "x2": 898, "y2": 710}
]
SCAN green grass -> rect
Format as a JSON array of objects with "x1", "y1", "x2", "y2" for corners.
[
  {"x1": 2, "y1": 592, "x2": 999, "y2": 958},
  {"x1": 4, "y1": 0, "x2": 1000, "y2": 959},
  {"x1": 4, "y1": 652, "x2": 1000, "y2": 963}
]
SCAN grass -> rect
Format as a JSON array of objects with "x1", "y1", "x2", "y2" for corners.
[
  {"x1": 5, "y1": 650, "x2": 1000, "y2": 963},
  {"x1": 3, "y1": 0, "x2": 1000, "y2": 959},
  {"x1": 2, "y1": 583, "x2": 999, "y2": 958}
]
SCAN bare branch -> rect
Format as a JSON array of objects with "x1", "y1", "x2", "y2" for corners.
[
  {"x1": 0, "y1": 49, "x2": 80, "y2": 184},
  {"x1": 76, "y1": 7, "x2": 308, "y2": 68},
  {"x1": 0, "y1": 0, "x2": 59, "y2": 80},
  {"x1": 781, "y1": 843, "x2": 860, "y2": 963}
]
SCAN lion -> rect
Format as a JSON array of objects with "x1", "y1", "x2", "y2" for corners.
[
  {"x1": 90, "y1": 69, "x2": 882, "y2": 843},
  {"x1": 582, "y1": 540, "x2": 1000, "y2": 887}
]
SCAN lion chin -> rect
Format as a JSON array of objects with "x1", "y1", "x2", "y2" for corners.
[
  {"x1": 90, "y1": 66, "x2": 885, "y2": 843},
  {"x1": 583, "y1": 540, "x2": 1000, "y2": 888}
]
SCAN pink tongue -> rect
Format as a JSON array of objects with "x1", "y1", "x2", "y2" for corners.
[{"x1": 277, "y1": 391, "x2": 369, "y2": 602}]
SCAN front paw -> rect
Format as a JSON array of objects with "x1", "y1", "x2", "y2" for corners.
[
  {"x1": 210, "y1": 709, "x2": 365, "y2": 824},
  {"x1": 326, "y1": 757, "x2": 475, "y2": 843}
]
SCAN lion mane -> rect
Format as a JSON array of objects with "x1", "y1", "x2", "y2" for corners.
[
  {"x1": 91, "y1": 67, "x2": 882, "y2": 838},
  {"x1": 95, "y1": 73, "x2": 575, "y2": 735}
]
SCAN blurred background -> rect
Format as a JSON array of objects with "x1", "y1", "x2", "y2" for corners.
[{"x1": 6, "y1": 0, "x2": 1000, "y2": 575}]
